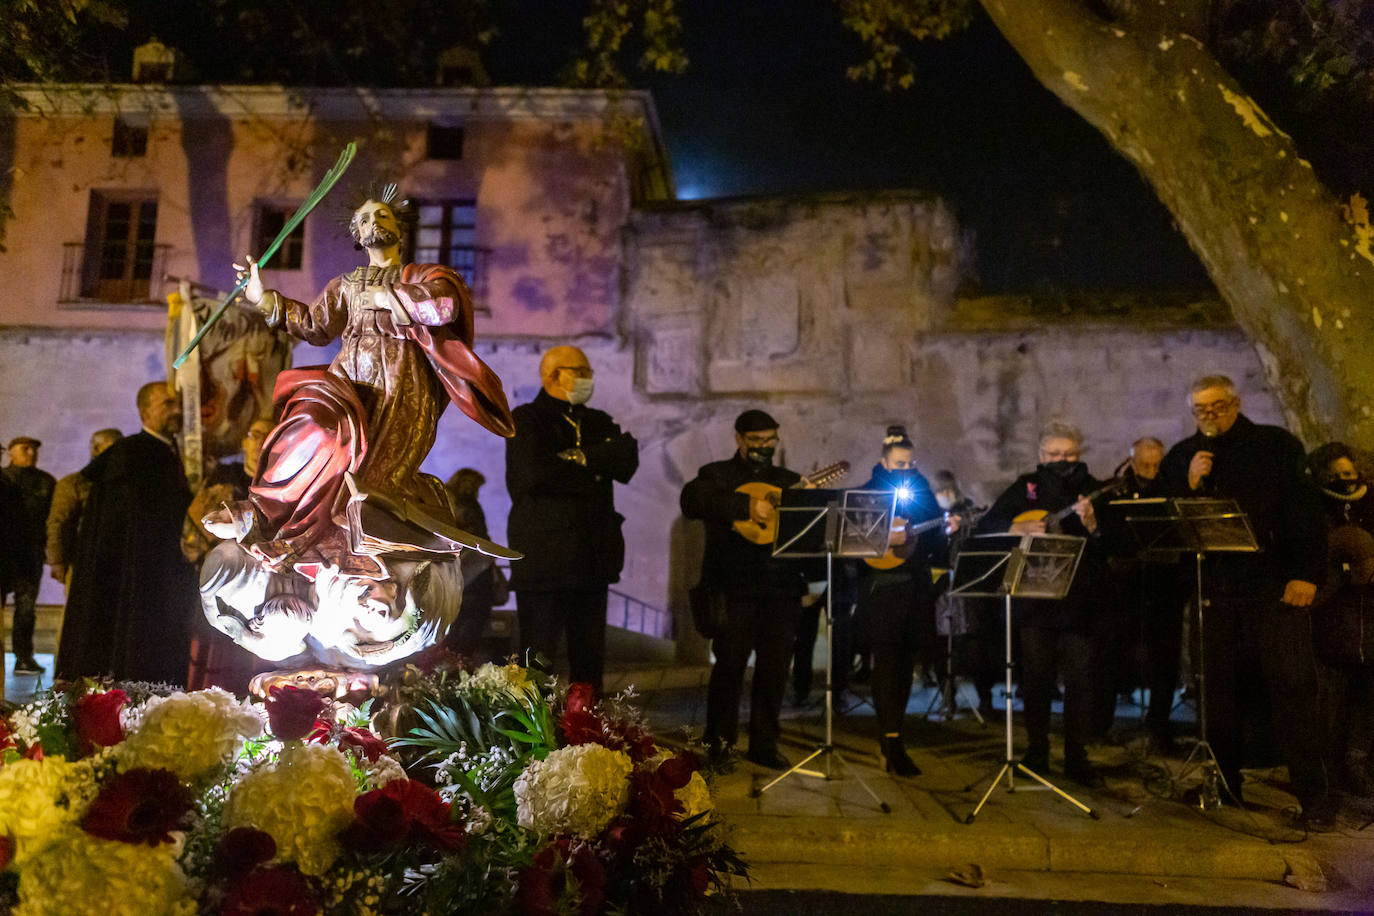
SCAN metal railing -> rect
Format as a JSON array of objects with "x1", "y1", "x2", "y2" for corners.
[
  {"x1": 608, "y1": 587, "x2": 674, "y2": 640},
  {"x1": 59, "y1": 241, "x2": 171, "y2": 305}
]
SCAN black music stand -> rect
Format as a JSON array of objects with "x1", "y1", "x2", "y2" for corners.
[
  {"x1": 1122, "y1": 498, "x2": 1258, "y2": 809},
  {"x1": 955, "y1": 533, "x2": 1099, "y2": 822},
  {"x1": 754, "y1": 489, "x2": 896, "y2": 812}
]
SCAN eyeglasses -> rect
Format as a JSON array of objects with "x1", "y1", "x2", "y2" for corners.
[
  {"x1": 743, "y1": 434, "x2": 779, "y2": 447},
  {"x1": 556, "y1": 366, "x2": 594, "y2": 379},
  {"x1": 1191, "y1": 398, "x2": 1236, "y2": 419}
]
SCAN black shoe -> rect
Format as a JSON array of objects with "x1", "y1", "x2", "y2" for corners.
[
  {"x1": 13, "y1": 658, "x2": 43, "y2": 675},
  {"x1": 1020, "y1": 749, "x2": 1050, "y2": 774},
  {"x1": 1146, "y1": 732, "x2": 1179, "y2": 758},
  {"x1": 704, "y1": 741, "x2": 735, "y2": 767},
  {"x1": 881, "y1": 738, "x2": 922, "y2": 777},
  {"x1": 1293, "y1": 796, "x2": 1341, "y2": 833},
  {"x1": 745, "y1": 746, "x2": 790, "y2": 770},
  {"x1": 1064, "y1": 756, "x2": 1103, "y2": 789}
]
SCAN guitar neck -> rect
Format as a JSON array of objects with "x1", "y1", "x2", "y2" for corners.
[{"x1": 1044, "y1": 479, "x2": 1123, "y2": 526}]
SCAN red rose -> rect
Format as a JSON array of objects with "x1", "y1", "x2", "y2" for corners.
[
  {"x1": 515, "y1": 839, "x2": 605, "y2": 916},
  {"x1": 214, "y1": 827, "x2": 277, "y2": 882},
  {"x1": 629, "y1": 767, "x2": 683, "y2": 836},
  {"x1": 72, "y1": 689, "x2": 128, "y2": 753},
  {"x1": 559, "y1": 708, "x2": 606, "y2": 747},
  {"x1": 337, "y1": 727, "x2": 388, "y2": 763},
  {"x1": 0, "y1": 718, "x2": 15, "y2": 754},
  {"x1": 656, "y1": 751, "x2": 699, "y2": 790},
  {"x1": 0, "y1": 835, "x2": 13, "y2": 871},
  {"x1": 264, "y1": 686, "x2": 326, "y2": 742},
  {"x1": 567, "y1": 842, "x2": 607, "y2": 916},
  {"x1": 81, "y1": 768, "x2": 191, "y2": 845},
  {"x1": 342, "y1": 779, "x2": 464, "y2": 854},
  {"x1": 623, "y1": 724, "x2": 658, "y2": 763},
  {"x1": 566, "y1": 682, "x2": 596, "y2": 715},
  {"x1": 220, "y1": 866, "x2": 319, "y2": 916}
]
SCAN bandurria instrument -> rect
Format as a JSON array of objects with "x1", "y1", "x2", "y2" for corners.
[
  {"x1": 1011, "y1": 478, "x2": 1126, "y2": 532},
  {"x1": 732, "y1": 461, "x2": 851, "y2": 545}
]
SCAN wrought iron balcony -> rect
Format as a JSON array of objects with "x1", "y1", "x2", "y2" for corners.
[{"x1": 59, "y1": 241, "x2": 171, "y2": 306}]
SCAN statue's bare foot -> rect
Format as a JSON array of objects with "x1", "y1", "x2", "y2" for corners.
[{"x1": 249, "y1": 667, "x2": 380, "y2": 699}]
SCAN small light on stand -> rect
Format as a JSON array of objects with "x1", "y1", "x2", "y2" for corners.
[{"x1": 894, "y1": 486, "x2": 913, "y2": 504}]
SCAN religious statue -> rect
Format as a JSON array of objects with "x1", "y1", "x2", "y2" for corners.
[{"x1": 200, "y1": 183, "x2": 518, "y2": 696}]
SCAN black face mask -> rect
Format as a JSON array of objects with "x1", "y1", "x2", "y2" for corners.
[
  {"x1": 1041, "y1": 460, "x2": 1086, "y2": 480},
  {"x1": 1329, "y1": 477, "x2": 1366, "y2": 496},
  {"x1": 745, "y1": 446, "x2": 775, "y2": 466}
]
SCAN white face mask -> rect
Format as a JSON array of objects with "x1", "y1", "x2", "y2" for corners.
[
  {"x1": 935, "y1": 493, "x2": 955, "y2": 511},
  {"x1": 568, "y1": 377, "x2": 595, "y2": 405}
]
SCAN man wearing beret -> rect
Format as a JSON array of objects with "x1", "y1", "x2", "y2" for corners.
[
  {"x1": 2, "y1": 436, "x2": 55, "y2": 675},
  {"x1": 680, "y1": 410, "x2": 811, "y2": 769}
]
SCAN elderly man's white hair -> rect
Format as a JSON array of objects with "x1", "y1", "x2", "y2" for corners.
[
  {"x1": 1189, "y1": 374, "x2": 1238, "y2": 397},
  {"x1": 1039, "y1": 420, "x2": 1084, "y2": 448}
]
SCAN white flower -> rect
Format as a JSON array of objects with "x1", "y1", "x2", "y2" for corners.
[
  {"x1": 675, "y1": 771, "x2": 712, "y2": 821},
  {"x1": 463, "y1": 661, "x2": 536, "y2": 696},
  {"x1": 224, "y1": 742, "x2": 357, "y2": 876},
  {"x1": 363, "y1": 753, "x2": 406, "y2": 789},
  {"x1": 513, "y1": 744, "x2": 632, "y2": 838},
  {"x1": 118, "y1": 688, "x2": 264, "y2": 781},
  {"x1": 0, "y1": 757, "x2": 98, "y2": 865},
  {"x1": 13, "y1": 824, "x2": 190, "y2": 916}
]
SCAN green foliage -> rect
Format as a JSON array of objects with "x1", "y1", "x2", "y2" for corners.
[
  {"x1": 570, "y1": 0, "x2": 688, "y2": 89},
  {"x1": 837, "y1": 0, "x2": 975, "y2": 90},
  {"x1": 0, "y1": 0, "x2": 125, "y2": 109}
]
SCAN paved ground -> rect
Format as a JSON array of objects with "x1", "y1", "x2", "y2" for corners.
[
  {"x1": 606, "y1": 663, "x2": 1374, "y2": 913},
  {"x1": 9, "y1": 652, "x2": 1373, "y2": 911}
]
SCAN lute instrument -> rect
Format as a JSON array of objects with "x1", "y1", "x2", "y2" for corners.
[
  {"x1": 1011, "y1": 477, "x2": 1127, "y2": 532},
  {"x1": 732, "y1": 461, "x2": 851, "y2": 545}
]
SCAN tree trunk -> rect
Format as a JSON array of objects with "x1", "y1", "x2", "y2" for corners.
[{"x1": 979, "y1": 0, "x2": 1374, "y2": 449}]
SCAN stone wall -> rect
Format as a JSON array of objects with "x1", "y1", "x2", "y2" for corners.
[{"x1": 0, "y1": 190, "x2": 1290, "y2": 660}]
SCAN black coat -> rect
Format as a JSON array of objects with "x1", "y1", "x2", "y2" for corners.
[
  {"x1": 56, "y1": 431, "x2": 197, "y2": 684},
  {"x1": 506, "y1": 390, "x2": 638, "y2": 591},
  {"x1": 1160, "y1": 414, "x2": 1325, "y2": 593},
  {"x1": 1, "y1": 464, "x2": 55, "y2": 578},
  {"x1": 857, "y1": 463, "x2": 946, "y2": 594},
  {"x1": 976, "y1": 464, "x2": 1110, "y2": 629},
  {"x1": 679, "y1": 453, "x2": 810, "y2": 596}
]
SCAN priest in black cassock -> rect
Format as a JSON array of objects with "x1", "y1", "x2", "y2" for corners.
[{"x1": 56, "y1": 382, "x2": 198, "y2": 685}]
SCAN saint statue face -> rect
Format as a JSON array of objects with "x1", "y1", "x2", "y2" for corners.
[{"x1": 351, "y1": 201, "x2": 401, "y2": 250}]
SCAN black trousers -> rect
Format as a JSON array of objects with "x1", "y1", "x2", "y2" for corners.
[
  {"x1": 1019, "y1": 625, "x2": 1096, "y2": 760},
  {"x1": 706, "y1": 588, "x2": 801, "y2": 752},
  {"x1": 792, "y1": 595, "x2": 852, "y2": 699},
  {"x1": 7, "y1": 574, "x2": 39, "y2": 660},
  {"x1": 864, "y1": 581, "x2": 936, "y2": 739},
  {"x1": 516, "y1": 586, "x2": 608, "y2": 694},
  {"x1": 1201, "y1": 590, "x2": 1329, "y2": 805},
  {"x1": 1098, "y1": 566, "x2": 1185, "y2": 737}
]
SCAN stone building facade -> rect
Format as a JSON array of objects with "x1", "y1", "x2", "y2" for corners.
[{"x1": 0, "y1": 85, "x2": 1282, "y2": 657}]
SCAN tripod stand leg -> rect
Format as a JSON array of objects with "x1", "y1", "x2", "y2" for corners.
[
  {"x1": 965, "y1": 762, "x2": 1012, "y2": 823},
  {"x1": 753, "y1": 746, "x2": 827, "y2": 797},
  {"x1": 1015, "y1": 763, "x2": 1099, "y2": 818}
]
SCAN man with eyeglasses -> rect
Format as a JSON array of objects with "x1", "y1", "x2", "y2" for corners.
[
  {"x1": 680, "y1": 409, "x2": 813, "y2": 769},
  {"x1": 1161, "y1": 374, "x2": 1333, "y2": 827},
  {"x1": 506, "y1": 345, "x2": 639, "y2": 695}
]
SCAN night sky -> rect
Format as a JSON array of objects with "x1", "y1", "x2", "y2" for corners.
[{"x1": 488, "y1": 0, "x2": 1215, "y2": 296}]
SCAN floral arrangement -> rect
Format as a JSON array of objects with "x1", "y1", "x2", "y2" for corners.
[{"x1": 0, "y1": 662, "x2": 746, "y2": 915}]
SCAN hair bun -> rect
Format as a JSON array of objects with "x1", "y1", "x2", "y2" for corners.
[{"x1": 882, "y1": 425, "x2": 912, "y2": 447}]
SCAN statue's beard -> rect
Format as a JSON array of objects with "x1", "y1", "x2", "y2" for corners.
[{"x1": 359, "y1": 226, "x2": 400, "y2": 250}]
